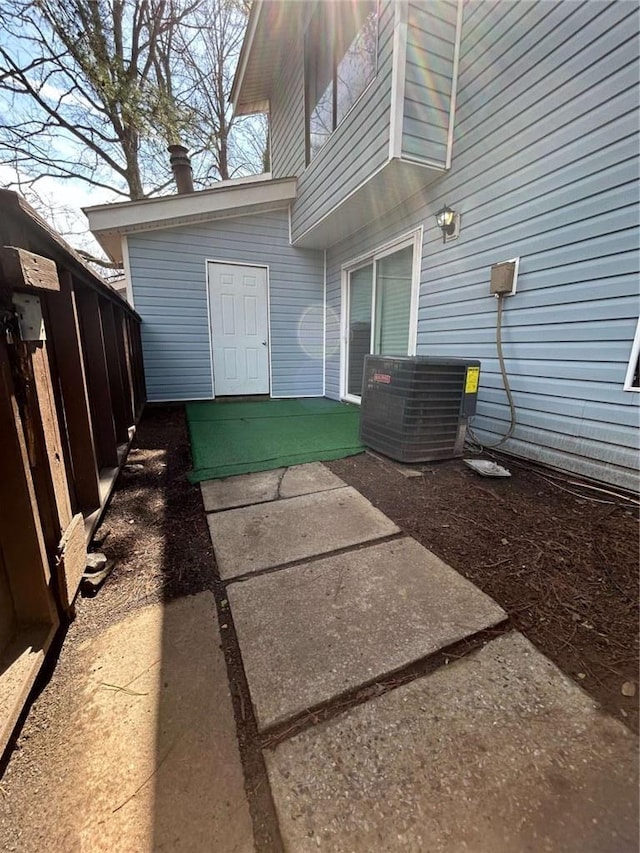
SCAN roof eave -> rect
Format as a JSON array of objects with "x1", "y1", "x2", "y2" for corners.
[
  {"x1": 230, "y1": 0, "x2": 265, "y2": 112},
  {"x1": 231, "y1": 0, "x2": 306, "y2": 116},
  {"x1": 85, "y1": 176, "x2": 298, "y2": 263}
]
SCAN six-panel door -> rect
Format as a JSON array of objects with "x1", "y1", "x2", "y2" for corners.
[{"x1": 207, "y1": 262, "x2": 270, "y2": 396}]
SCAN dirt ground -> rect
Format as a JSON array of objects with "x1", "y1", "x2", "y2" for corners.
[{"x1": 326, "y1": 452, "x2": 639, "y2": 732}]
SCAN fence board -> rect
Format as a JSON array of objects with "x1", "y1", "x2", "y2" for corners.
[
  {"x1": 11, "y1": 338, "x2": 72, "y2": 555},
  {"x1": 75, "y1": 289, "x2": 118, "y2": 469},
  {"x1": 0, "y1": 340, "x2": 56, "y2": 625},
  {"x1": 56, "y1": 513, "x2": 87, "y2": 612},
  {"x1": 100, "y1": 300, "x2": 130, "y2": 443},
  {"x1": 46, "y1": 272, "x2": 101, "y2": 513},
  {"x1": 0, "y1": 247, "x2": 60, "y2": 292}
]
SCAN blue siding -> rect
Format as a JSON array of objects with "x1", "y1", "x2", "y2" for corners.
[
  {"x1": 270, "y1": 37, "x2": 306, "y2": 178},
  {"x1": 325, "y1": 0, "x2": 639, "y2": 490},
  {"x1": 402, "y1": 0, "x2": 458, "y2": 164},
  {"x1": 128, "y1": 211, "x2": 324, "y2": 402},
  {"x1": 289, "y1": 0, "x2": 396, "y2": 243}
]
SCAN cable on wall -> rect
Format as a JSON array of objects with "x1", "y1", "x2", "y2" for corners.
[{"x1": 466, "y1": 293, "x2": 517, "y2": 451}]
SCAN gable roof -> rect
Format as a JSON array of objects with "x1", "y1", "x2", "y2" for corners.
[{"x1": 84, "y1": 174, "x2": 297, "y2": 262}]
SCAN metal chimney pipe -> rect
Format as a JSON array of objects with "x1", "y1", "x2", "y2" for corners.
[{"x1": 168, "y1": 144, "x2": 194, "y2": 194}]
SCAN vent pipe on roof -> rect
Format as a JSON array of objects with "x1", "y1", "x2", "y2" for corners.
[{"x1": 168, "y1": 144, "x2": 194, "y2": 194}]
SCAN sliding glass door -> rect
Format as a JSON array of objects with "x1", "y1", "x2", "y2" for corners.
[{"x1": 344, "y1": 242, "x2": 415, "y2": 401}]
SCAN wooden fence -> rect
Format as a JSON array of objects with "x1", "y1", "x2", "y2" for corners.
[{"x1": 0, "y1": 191, "x2": 145, "y2": 754}]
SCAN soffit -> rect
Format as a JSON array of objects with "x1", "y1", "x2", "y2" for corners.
[{"x1": 232, "y1": 0, "x2": 309, "y2": 115}]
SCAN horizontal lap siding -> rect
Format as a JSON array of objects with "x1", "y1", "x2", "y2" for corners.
[
  {"x1": 402, "y1": 0, "x2": 458, "y2": 164},
  {"x1": 128, "y1": 211, "x2": 324, "y2": 402},
  {"x1": 421, "y1": 0, "x2": 640, "y2": 490},
  {"x1": 270, "y1": 39, "x2": 306, "y2": 178},
  {"x1": 290, "y1": 0, "x2": 395, "y2": 243},
  {"x1": 326, "y1": 0, "x2": 639, "y2": 490}
]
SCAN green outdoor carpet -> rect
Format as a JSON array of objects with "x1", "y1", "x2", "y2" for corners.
[{"x1": 186, "y1": 398, "x2": 364, "y2": 483}]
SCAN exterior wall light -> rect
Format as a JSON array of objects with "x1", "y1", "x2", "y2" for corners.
[{"x1": 435, "y1": 204, "x2": 460, "y2": 243}]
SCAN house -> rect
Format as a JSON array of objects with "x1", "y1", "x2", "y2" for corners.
[{"x1": 85, "y1": 0, "x2": 639, "y2": 492}]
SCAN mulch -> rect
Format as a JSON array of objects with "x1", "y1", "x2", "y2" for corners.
[
  {"x1": 326, "y1": 451, "x2": 639, "y2": 733},
  {"x1": 84, "y1": 405, "x2": 216, "y2": 631}
]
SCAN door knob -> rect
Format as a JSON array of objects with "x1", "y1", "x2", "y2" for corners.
[{"x1": 262, "y1": 340, "x2": 267, "y2": 346}]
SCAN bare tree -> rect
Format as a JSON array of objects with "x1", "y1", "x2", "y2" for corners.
[
  {"x1": 0, "y1": 0, "x2": 267, "y2": 207},
  {"x1": 164, "y1": 0, "x2": 268, "y2": 182},
  {"x1": 0, "y1": 0, "x2": 195, "y2": 199}
]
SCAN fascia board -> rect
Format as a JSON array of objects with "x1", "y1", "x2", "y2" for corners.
[{"x1": 85, "y1": 178, "x2": 297, "y2": 235}]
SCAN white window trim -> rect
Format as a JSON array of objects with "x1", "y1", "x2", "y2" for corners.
[
  {"x1": 623, "y1": 317, "x2": 640, "y2": 392},
  {"x1": 339, "y1": 227, "x2": 423, "y2": 404}
]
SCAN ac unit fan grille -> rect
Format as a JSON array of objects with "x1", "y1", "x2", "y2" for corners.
[{"x1": 359, "y1": 356, "x2": 480, "y2": 463}]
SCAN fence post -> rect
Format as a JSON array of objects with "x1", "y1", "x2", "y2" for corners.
[
  {"x1": 115, "y1": 308, "x2": 135, "y2": 425},
  {"x1": 0, "y1": 249, "x2": 72, "y2": 551},
  {"x1": 0, "y1": 246, "x2": 85, "y2": 614},
  {"x1": 129, "y1": 317, "x2": 146, "y2": 415}
]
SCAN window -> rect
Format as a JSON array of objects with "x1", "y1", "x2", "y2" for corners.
[
  {"x1": 305, "y1": 1, "x2": 378, "y2": 163},
  {"x1": 343, "y1": 235, "x2": 420, "y2": 401},
  {"x1": 624, "y1": 318, "x2": 640, "y2": 391}
]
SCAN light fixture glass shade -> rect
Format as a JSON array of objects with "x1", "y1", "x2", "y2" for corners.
[{"x1": 436, "y1": 205, "x2": 455, "y2": 228}]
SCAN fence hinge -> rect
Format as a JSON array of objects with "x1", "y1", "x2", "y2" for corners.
[{"x1": 12, "y1": 292, "x2": 46, "y2": 341}]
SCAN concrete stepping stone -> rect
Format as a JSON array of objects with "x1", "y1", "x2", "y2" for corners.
[
  {"x1": 208, "y1": 487, "x2": 399, "y2": 579},
  {"x1": 201, "y1": 468, "x2": 284, "y2": 511},
  {"x1": 227, "y1": 537, "x2": 506, "y2": 728},
  {"x1": 279, "y1": 462, "x2": 345, "y2": 498},
  {"x1": 200, "y1": 463, "x2": 345, "y2": 512},
  {"x1": 265, "y1": 632, "x2": 638, "y2": 853}
]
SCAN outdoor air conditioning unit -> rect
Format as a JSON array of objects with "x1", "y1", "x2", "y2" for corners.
[{"x1": 360, "y1": 355, "x2": 481, "y2": 463}]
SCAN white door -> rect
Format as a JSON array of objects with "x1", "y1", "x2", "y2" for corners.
[{"x1": 208, "y1": 262, "x2": 270, "y2": 396}]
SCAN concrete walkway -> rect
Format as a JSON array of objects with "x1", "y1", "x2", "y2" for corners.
[
  {"x1": 0, "y1": 593, "x2": 255, "y2": 852},
  {"x1": 203, "y1": 462, "x2": 639, "y2": 853}
]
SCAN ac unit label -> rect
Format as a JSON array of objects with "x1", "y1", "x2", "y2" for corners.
[{"x1": 465, "y1": 367, "x2": 480, "y2": 394}]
